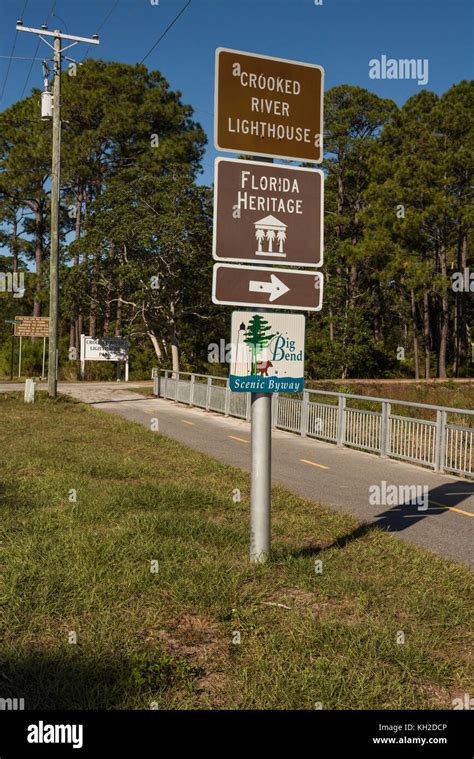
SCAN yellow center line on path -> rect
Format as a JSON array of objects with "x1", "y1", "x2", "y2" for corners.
[
  {"x1": 228, "y1": 435, "x2": 249, "y2": 444},
  {"x1": 300, "y1": 459, "x2": 330, "y2": 470},
  {"x1": 429, "y1": 498, "x2": 474, "y2": 518},
  {"x1": 180, "y1": 420, "x2": 195, "y2": 426}
]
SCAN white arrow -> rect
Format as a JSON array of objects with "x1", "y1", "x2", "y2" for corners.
[{"x1": 249, "y1": 273, "x2": 290, "y2": 302}]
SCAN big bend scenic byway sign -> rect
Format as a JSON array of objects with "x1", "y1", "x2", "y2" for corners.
[
  {"x1": 213, "y1": 158, "x2": 323, "y2": 268},
  {"x1": 215, "y1": 48, "x2": 324, "y2": 162},
  {"x1": 229, "y1": 311, "x2": 305, "y2": 393}
]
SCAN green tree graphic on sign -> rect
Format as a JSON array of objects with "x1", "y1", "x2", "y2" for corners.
[{"x1": 244, "y1": 315, "x2": 276, "y2": 375}]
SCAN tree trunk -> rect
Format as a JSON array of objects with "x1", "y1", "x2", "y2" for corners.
[
  {"x1": 33, "y1": 204, "x2": 44, "y2": 317},
  {"x1": 147, "y1": 332, "x2": 163, "y2": 361},
  {"x1": 328, "y1": 306, "x2": 334, "y2": 342},
  {"x1": 455, "y1": 231, "x2": 468, "y2": 372},
  {"x1": 89, "y1": 259, "x2": 98, "y2": 338},
  {"x1": 438, "y1": 245, "x2": 448, "y2": 379},
  {"x1": 12, "y1": 218, "x2": 18, "y2": 273},
  {"x1": 423, "y1": 290, "x2": 430, "y2": 379},
  {"x1": 115, "y1": 295, "x2": 122, "y2": 337},
  {"x1": 171, "y1": 342, "x2": 179, "y2": 375},
  {"x1": 69, "y1": 321, "x2": 75, "y2": 351},
  {"x1": 169, "y1": 313, "x2": 179, "y2": 376},
  {"x1": 410, "y1": 288, "x2": 420, "y2": 380}
]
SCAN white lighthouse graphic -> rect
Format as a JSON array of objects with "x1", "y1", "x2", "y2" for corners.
[{"x1": 254, "y1": 215, "x2": 287, "y2": 257}]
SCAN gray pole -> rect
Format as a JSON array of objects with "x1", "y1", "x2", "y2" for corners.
[
  {"x1": 249, "y1": 156, "x2": 273, "y2": 564},
  {"x1": 10, "y1": 326, "x2": 14, "y2": 381},
  {"x1": 47, "y1": 32, "x2": 61, "y2": 398},
  {"x1": 18, "y1": 335, "x2": 22, "y2": 378},
  {"x1": 250, "y1": 391, "x2": 272, "y2": 562}
]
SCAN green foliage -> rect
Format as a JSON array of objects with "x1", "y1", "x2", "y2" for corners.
[
  {"x1": 0, "y1": 65, "x2": 472, "y2": 380},
  {"x1": 244, "y1": 315, "x2": 276, "y2": 374},
  {"x1": 121, "y1": 653, "x2": 202, "y2": 694}
]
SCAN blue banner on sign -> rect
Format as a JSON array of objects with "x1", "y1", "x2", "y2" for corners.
[{"x1": 230, "y1": 375, "x2": 304, "y2": 393}]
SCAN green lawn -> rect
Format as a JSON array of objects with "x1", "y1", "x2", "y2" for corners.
[{"x1": 0, "y1": 393, "x2": 472, "y2": 710}]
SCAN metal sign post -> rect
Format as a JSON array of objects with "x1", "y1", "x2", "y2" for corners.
[
  {"x1": 248, "y1": 154, "x2": 274, "y2": 564},
  {"x1": 250, "y1": 389, "x2": 272, "y2": 562},
  {"x1": 4, "y1": 319, "x2": 22, "y2": 381},
  {"x1": 18, "y1": 336, "x2": 22, "y2": 378},
  {"x1": 213, "y1": 48, "x2": 325, "y2": 563}
]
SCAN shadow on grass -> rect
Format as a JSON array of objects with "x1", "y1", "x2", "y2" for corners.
[{"x1": 0, "y1": 650, "x2": 202, "y2": 710}]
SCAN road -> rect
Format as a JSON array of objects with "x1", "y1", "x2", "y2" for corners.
[{"x1": 3, "y1": 381, "x2": 473, "y2": 566}]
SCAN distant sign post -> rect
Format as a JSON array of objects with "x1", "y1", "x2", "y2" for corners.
[
  {"x1": 4, "y1": 319, "x2": 22, "y2": 381},
  {"x1": 213, "y1": 158, "x2": 323, "y2": 267},
  {"x1": 13, "y1": 317, "x2": 50, "y2": 380},
  {"x1": 215, "y1": 48, "x2": 324, "y2": 163}
]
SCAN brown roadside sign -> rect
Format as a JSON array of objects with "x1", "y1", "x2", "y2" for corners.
[
  {"x1": 213, "y1": 158, "x2": 323, "y2": 268},
  {"x1": 212, "y1": 264, "x2": 323, "y2": 312},
  {"x1": 215, "y1": 48, "x2": 324, "y2": 162},
  {"x1": 14, "y1": 316, "x2": 49, "y2": 337}
]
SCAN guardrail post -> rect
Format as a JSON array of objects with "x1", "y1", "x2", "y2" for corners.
[
  {"x1": 301, "y1": 391, "x2": 309, "y2": 437},
  {"x1": 206, "y1": 376, "x2": 212, "y2": 411},
  {"x1": 380, "y1": 401, "x2": 391, "y2": 456},
  {"x1": 336, "y1": 395, "x2": 346, "y2": 446},
  {"x1": 190, "y1": 374, "x2": 195, "y2": 406},
  {"x1": 272, "y1": 393, "x2": 279, "y2": 428},
  {"x1": 224, "y1": 382, "x2": 230, "y2": 416},
  {"x1": 175, "y1": 371, "x2": 179, "y2": 402},
  {"x1": 435, "y1": 410, "x2": 447, "y2": 472},
  {"x1": 153, "y1": 375, "x2": 159, "y2": 397},
  {"x1": 164, "y1": 370, "x2": 169, "y2": 398}
]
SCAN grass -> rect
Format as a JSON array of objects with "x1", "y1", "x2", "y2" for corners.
[{"x1": 0, "y1": 393, "x2": 472, "y2": 710}]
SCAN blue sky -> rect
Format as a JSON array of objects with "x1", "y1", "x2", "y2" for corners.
[{"x1": 0, "y1": 0, "x2": 472, "y2": 185}]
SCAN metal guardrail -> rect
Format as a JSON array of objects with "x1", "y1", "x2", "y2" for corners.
[{"x1": 153, "y1": 371, "x2": 474, "y2": 478}]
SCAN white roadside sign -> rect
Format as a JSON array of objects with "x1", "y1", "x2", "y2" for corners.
[{"x1": 80, "y1": 335, "x2": 129, "y2": 381}]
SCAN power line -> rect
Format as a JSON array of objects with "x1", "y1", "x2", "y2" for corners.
[
  {"x1": 50, "y1": 10, "x2": 68, "y2": 35},
  {"x1": 82, "y1": 0, "x2": 120, "y2": 60},
  {"x1": 0, "y1": 0, "x2": 29, "y2": 104},
  {"x1": 20, "y1": 1, "x2": 56, "y2": 100},
  {"x1": 140, "y1": 0, "x2": 191, "y2": 64},
  {"x1": 0, "y1": 55, "x2": 46, "y2": 61}
]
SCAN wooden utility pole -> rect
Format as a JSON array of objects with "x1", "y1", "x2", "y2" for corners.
[
  {"x1": 48, "y1": 33, "x2": 61, "y2": 397},
  {"x1": 15, "y1": 21, "x2": 100, "y2": 397}
]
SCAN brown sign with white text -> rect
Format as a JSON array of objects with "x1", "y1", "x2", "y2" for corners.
[
  {"x1": 213, "y1": 158, "x2": 323, "y2": 268},
  {"x1": 215, "y1": 48, "x2": 324, "y2": 162},
  {"x1": 14, "y1": 316, "x2": 49, "y2": 337},
  {"x1": 212, "y1": 264, "x2": 323, "y2": 312}
]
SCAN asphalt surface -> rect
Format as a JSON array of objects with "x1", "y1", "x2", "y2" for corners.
[{"x1": 3, "y1": 381, "x2": 473, "y2": 567}]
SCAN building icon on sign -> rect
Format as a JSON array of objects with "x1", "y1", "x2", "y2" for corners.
[{"x1": 254, "y1": 215, "x2": 287, "y2": 257}]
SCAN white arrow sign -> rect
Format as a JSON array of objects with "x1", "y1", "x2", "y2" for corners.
[{"x1": 249, "y1": 274, "x2": 290, "y2": 302}]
